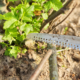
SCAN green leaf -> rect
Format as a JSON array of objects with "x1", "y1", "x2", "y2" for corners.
[
  {"x1": 10, "y1": 46, "x2": 20, "y2": 54},
  {"x1": 5, "y1": 50, "x2": 9, "y2": 56},
  {"x1": 64, "y1": 27, "x2": 68, "y2": 34},
  {"x1": 44, "y1": 1, "x2": 53, "y2": 12},
  {"x1": 22, "y1": 48, "x2": 27, "y2": 54},
  {"x1": 29, "y1": 31, "x2": 38, "y2": 33},
  {"x1": 41, "y1": 46, "x2": 45, "y2": 49},
  {"x1": 17, "y1": 33, "x2": 26, "y2": 41},
  {"x1": 32, "y1": 0, "x2": 38, "y2": 1},
  {"x1": 24, "y1": 24, "x2": 33, "y2": 35},
  {"x1": 10, "y1": 30, "x2": 18, "y2": 37},
  {"x1": 27, "y1": 0, "x2": 31, "y2": 2},
  {"x1": 5, "y1": 28, "x2": 18, "y2": 37},
  {"x1": 20, "y1": 23, "x2": 33, "y2": 35},
  {"x1": 32, "y1": 3, "x2": 42, "y2": 10},
  {"x1": 25, "y1": 11, "x2": 34, "y2": 18},
  {"x1": 0, "y1": 42, "x2": 8, "y2": 48},
  {"x1": 44, "y1": 23, "x2": 49, "y2": 30},
  {"x1": 0, "y1": 14, "x2": 4, "y2": 20},
  {"x1": 64, "y1": 27, "x2": 68, "y2": 31},
  {"x1": 3, "y1": 18, "x2": 17, "y2": 29},
  {"x1": 8, "y1": 0, "x2": 17, "y2": 2},
  {"x1": 27, "y1": 5, "x2": 34, "y2": 12},
  {"x1": 42, "y1": 13, "x2": 48, "y2": 19},
  {"x1": 51, "y1": 0, "x2": 63, "y2": 11},
  {"x1": 4, "y1": 12, "x2": 15, "y2": 20},
  {"x1": 32, "y1": 0, "x2": 45, "y2": 3},
  {"x1": 9, "y1": 46, "x2": 20, "y2": 58},
  {"x1": 3, "y1": 29, "x2": 16, "y2": 44},
  {"x1": 20, "y1": 23, "x2": 26, "y2": 31},
  {"x1": 18, "y1": 7, "x2": 24, "y2": 19},
  {"x1": 3, "y1": 35, "x2": 15, "y2": 44},
  {"x1": 23, "y1": 16, "x2": 32, "y2": 22},
  {"x1": 3, "y1": 27, "x2": 19, "y2": 43},
  {"x1": 10, "y1": 4, "x2": 25, "y2": 19},
  {"x1": 32, "y1": 18, "x2": 41, "y2": 30},
  {"x1": 4, "y1": 47, "x2": 11, "y2": 56}
]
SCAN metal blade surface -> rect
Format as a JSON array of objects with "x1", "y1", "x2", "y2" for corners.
[{"x1": 27, "y1": 33, "x2": 80, "y2": 50}]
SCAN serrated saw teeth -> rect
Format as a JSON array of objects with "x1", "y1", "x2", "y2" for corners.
[
  {"x1": 75, "y1": 45, "x2": 77, "y2": 50},
  {"x1": 77, "y1": 45, "x2": 80, "y2": 50},
  {"x1": 69, "y1": 44, "x2": 72, "y2": 48},
  {"x1": 27, "y1": 33, "x2": 80, "y2": 50},
  {"x1": 79, "y1": 46, "x2": 80, "y2": 50},
  {"x1": 57, "y1": 41, "x2": 60, "y2": 45},
  {"x1": 67, "y1": 43, "x2": 70, "y2": 48}
]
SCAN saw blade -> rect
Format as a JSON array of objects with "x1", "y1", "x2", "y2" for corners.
[{"x1": 27, "y1": 33, "x2": 80, "y2": 50}]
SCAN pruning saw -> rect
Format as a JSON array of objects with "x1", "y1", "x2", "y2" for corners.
[{"x1": 27, "y1": 33, "x2": 80, "y2": 50}]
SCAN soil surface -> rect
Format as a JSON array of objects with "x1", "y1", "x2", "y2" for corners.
[{"x1": 0, "y1": 0, "x2": 80, "y2": 80}]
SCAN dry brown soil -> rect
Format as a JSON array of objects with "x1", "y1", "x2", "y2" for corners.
[{"x1": 0, "y1": 0, "x2": 80, "y2": 80}]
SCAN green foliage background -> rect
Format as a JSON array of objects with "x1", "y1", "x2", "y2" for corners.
[{"x1": 0, "y1": 0, "x2": 63, "y2": 58}]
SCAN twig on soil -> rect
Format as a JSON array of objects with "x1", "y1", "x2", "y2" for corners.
[
  {"x1": 29, "y1": 48, "x2": 53, "y2": 80},
  {"x1": 29, "y1": 43, "x2": 58, "y2": 80},
  {"x1": 57, "y1": 48, "x2": 71, "y2": 53},
  {"x1": 48, "y1": 1, "x2": 78, "y2": 33},
  {"x1": 40, "y1": 0, "x2": 77, "y2": 33}
]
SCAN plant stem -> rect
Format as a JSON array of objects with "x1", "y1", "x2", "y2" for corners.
[
  {"x1": 48, "y1": 2, "x2": 77, "y2": 33},
  {"x1": 29, "y1": 49, "x2": 53, "y2": 80},
  {"x1": 47, "y1": 44, "x2": 58, "y2": 80},
  {"x1": 25, "y1": 0, "x2": 27, "y2": 4},
  {"x1": 21, "y1": 0, "x2": 23, "y2": 4},
  {"x1": 57, "y1": 48, "x2": 70, "y2": 52},
  {"x1": 40, "y1": 0, "x2": 76, "y2": 33},
  {"x1": 49, "y1": 49, "x2": 58, "y2": 80}
]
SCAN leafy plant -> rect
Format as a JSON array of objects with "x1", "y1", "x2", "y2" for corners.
[
  {"x1": 0, "y1": 0, "x2": 63, "y2": 58},
  {"x1": 8, "y1": 0, "x2": 17, "y2": 2},
  {"x1": 41, "y1": 46, "x2": 46, "y2": 49},
  {"x1": 37, "y1": 42, "x2": 46, "y2": 49},
  {"x1": 64, "y1": 27, "x2": 68, "y2": 34}
]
